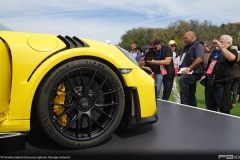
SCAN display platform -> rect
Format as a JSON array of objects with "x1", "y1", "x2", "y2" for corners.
[{"x1": 1, "y1": 100, "x2": 240, "y2": 160}]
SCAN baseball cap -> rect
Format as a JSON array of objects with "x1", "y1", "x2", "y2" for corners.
[
  {"x1": 143, "y1": 45, "x2": 149, "y2": 50},
  {"x1": 150, "y1": 39, "x2": 161, "y2": 48},
  {"x1": 168, "y1": 40, "x2": 177, "y2": 45}
]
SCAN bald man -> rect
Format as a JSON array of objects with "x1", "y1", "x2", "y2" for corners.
[{"x1": 178, "y1": 31, "x2": 205, "y2": 106}]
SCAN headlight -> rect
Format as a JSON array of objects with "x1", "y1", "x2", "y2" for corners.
[{"x1": 116, "y1": 46, "x2": 139, "y2": 66}]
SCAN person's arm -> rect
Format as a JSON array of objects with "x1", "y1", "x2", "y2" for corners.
[
  {"x1": 147, "y1": 57, "x2": 172, "y2": 66},
  {"x1": 147, "y1": 47, "x2": 173, "y2": 66},
  {"x1": 212, "y1": 39, "x2": 237, "y2": 61},
  {"x1": 181, "y1": 44, "x2": 204, "y2": 74},
  {"x1": 141, "y1": 66, "x2": 152, "y2": 72},
  {"x1": 138, "y1": 57, "x2": 145, "y2": 67},
  {"x1": 181, "y1": 57, "x2": 202, "y2": 74}
]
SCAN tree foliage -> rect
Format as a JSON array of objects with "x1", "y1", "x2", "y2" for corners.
[{"x1": 117, "y1": 19, "x2": 240, "y2": 54}]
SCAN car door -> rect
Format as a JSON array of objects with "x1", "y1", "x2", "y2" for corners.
[{"x1": 0, "y1": 38, "x2": 11, "y2": 121}]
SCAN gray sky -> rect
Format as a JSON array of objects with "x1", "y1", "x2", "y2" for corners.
[{"x1": 0, "y1": 0, "x2": 239, "y2": 45}]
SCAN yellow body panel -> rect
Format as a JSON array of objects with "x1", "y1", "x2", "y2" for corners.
[
  {"x1": 0, "y1": 39, "x2": 11, "y2": 121},
  {"x1": 122, "y1": 69, "x2": 156, "y2": 117},
  {"x1": 0, "y1": 31, "x2": 157, "y2": 132},
  {"x1": 0, "y1": 120, "x2": 29, "y2": 132}
]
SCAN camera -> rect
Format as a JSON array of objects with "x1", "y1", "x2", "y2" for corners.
[
  {"x1": 206, "y1": 40, "x2": 217, "y2": 46},
  {"x1": 145, "y1": 57, "x2": 154, "y2": 61}
]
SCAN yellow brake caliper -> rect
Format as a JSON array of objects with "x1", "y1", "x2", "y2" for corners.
[{"x1": 53, "y1": 83, "x2": 67, "y2": 126}]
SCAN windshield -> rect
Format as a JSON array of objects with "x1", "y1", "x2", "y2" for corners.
[
  {"x1": 0, "y1": 23, "x2": 13, "y2": 31},
  {"x1": 116, "y1": 46, "x2": 139, "y2": 66}
]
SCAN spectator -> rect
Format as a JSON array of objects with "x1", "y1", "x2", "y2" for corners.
[
  {"x1": 204, "y1": 35, "x2": 238, "y2": 114},
  {"x1": 130, "y1": 43, "x2": 137, "y2": 59},
  {"x1": 140, "y1": 45, "x2": 152, "y2": 74},
  {"x1": 143, "y1": 45, "x2": 149, "y2": 55},
  {"x1": 178, "y1": 31, "x2": 205, "y2": 107},
  {"x1": 138, "y1": 57, "x2": 145, "y2": 67},
  {"x1": 135, "y1": 46, "x2": 143, "y2": 62},
  {"x1": 146, "y1": 39, "x2": 174, "y2": 100},
  {"x1": 168, "y1": 40, "x2": 180, "y2": 103},
  {"x1": 231, "y1": 62, "x2": 240, "y2": 108},
  {"x1": 203, "y1": 41, "x2": 212, "y2": 67},
  {"x1": 230, "y1": 46, "x2": 240, "y2": 108}
]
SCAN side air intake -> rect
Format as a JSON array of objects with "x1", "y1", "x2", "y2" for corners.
[{"x1": 57, "y1": 35, "x2": 90, "y2": 49}]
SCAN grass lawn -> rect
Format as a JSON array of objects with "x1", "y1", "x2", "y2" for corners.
[{"x1": 168, "y1": 80, "x2": 240, "y2": 117}]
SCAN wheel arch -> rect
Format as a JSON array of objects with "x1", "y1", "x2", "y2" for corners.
[{"x1": 30, "y1": 55, "x2": 129, "y2": 123}]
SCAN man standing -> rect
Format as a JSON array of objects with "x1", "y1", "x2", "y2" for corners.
[
  {"x1": 205, "y1": 35, "x2": 238, "y2": 114},
  {"x1": 168, "y1": 40, "x2": 180, "y2": 103},
  {"x1": 178, "y1": 31, "x2": 205, "y2": 106},
  {"x1": 146, "y1": 39, "x2": 174, "y2": 100},
  {"x1": 130, "y1": 43, "x2": 137, "y2": 59}
]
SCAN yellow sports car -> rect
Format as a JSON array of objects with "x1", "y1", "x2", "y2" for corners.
[{"x1": 0, "y1": 25, "x2": 157, "y2": 149}]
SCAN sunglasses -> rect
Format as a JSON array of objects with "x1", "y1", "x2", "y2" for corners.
[{"x1": 171, "y1": 45, "x2": 176, "y2": 47}]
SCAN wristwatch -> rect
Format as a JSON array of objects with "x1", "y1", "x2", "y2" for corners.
[{"x1": 187, "y1": 67, "x2": 191, "y2": 72}]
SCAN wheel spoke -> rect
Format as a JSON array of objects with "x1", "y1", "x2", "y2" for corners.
[
  {"x1": 50, "y1": 101, "x2": 75, "y2": 108},
  {"x1": 53, "y1": 108, "x2": 71, "y2": 122},
  {"x1": 86, "y1": 114, "x2": 92, "y2": 139},
  {"x1": 91, "y1": 117, "x2": 105, "y2": 131},
  {"x1": 92, "y1": 77, "x2": 107, "y2": 98},
  {"x1": 65, "y1": 74, "x2": 77, "y2": 95},
  {"x1": 86, "y1": 70, "x2": 96, "y2": 91},
  {"x1": 95, "y1": 109, "x2": 113, "y2": 120},
  {"x1": 78, "y1": 69, "x2": 86, "y2": 94},
  {"x1": 94, "y1": 102, "x2": 118, "y2": 108},
  {"x1": 75, "y1": 119, "x2": 80, "y2": 139},
  {"x1": 60, "y1": 114, "x2": 78, "y2": 132},
  {"x1": 98, "y1": 90, "x2": 116, "y2": 96},
  {"x1": 53, "y1": 88, "x2": 74, "y2": 96}
]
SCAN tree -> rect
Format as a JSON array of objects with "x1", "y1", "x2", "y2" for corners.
[{"x1": 117, "y1": 20, "x2": 240, "y2": 53}]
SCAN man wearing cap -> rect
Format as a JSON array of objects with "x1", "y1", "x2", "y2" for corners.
[
  {"x1": 168, "y1": 40, "x2": 180, "y2": 103},
  {"x1": 178, "y1": 31, "x2": 205, "y2": 107},
  {"x1": 140, "y1": 45, "x2": 152, "y2": 74},
  {"x1": 145, "y1": 39, "x2": 174, "y2": 100},
  {"x1": 143, "y1": 45, "x2": 149, "y2": 55},
  {"x1": 135, "y1": 46, "x2": 143, "y2": 62}
]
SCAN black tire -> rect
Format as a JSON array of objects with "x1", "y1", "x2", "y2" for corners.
[{"x1": 36, "y1": 59, "x2": 125, "y2": 149}]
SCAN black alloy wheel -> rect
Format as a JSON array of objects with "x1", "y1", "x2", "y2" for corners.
[{"x1": 36, "y1": 59, "x2": 125, "y2": 148}]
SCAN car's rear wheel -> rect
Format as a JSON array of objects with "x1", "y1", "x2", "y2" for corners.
[{"x1": 36, "y1": 59, "x2": 125, "y2": 148}]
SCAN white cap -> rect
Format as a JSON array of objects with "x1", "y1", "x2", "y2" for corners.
[{"x1": 106, "y1": 40, "x2": 111, "y2": 44}]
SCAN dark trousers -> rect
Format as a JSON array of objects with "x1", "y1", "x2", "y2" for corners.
[
  {"x1": 179, "y1": 74, "x2": 202, "y2": 107},
  {"x1": 205, "y1": 85, "x2": 230, "y2": 114},
  {"x1": 162, "y1": 77, "x2": 174, "y2": 100}
]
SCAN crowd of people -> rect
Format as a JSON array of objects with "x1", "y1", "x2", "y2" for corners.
[{"x1": 133, "y1": 31, "x2": 240, "y2": 115}]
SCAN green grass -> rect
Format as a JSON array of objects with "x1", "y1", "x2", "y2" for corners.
[{"x1": 168, "y1": 81, "x2": 240, "y2": 117}]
